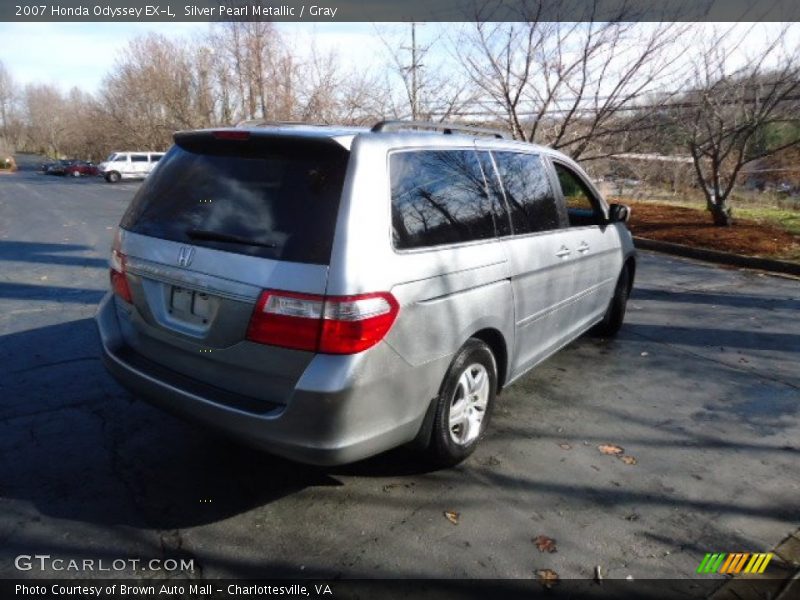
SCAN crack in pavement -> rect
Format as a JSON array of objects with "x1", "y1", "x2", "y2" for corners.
[
  {"x1": 0, "y1": 400, "x2": 107, "y2": 424},
  {"x1": 626, "y1": 328, "x2": 800, "y2": 391},
  {"x1": 90, "y1": 406, "x2": 203, "y2": 580}
]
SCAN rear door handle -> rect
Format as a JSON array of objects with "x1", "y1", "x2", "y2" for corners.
[
  {"x1": 555, "y1": 246, "x2": 571, "y2": 258},
  {"x1": 577, "y1": 242, "x2": 590, "y2": 253}
]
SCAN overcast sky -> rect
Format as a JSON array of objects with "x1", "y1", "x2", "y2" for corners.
[
  {"x1": 0, "y1": 22, "x2": 397, "y2": 93},
  {"x1": 0, "y1": 21, "x2": 796, "y2": 97}
]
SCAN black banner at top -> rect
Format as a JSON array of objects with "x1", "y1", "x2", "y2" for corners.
[{"x1": 2, "y1": 0, "x2": 800, "y2": 22}]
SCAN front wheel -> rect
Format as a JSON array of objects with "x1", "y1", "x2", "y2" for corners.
[
  {"x1": 105, "y1": 171, "x2": 121, "y2": 183},
  {"x1": 592, "y1": 265, "x2": 631, "y2": 337},
  {"x1": 427, "y1": 338, "x2": 497, "y2": 467}
]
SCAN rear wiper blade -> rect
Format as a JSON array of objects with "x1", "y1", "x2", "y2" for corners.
[{"x1": 186, "y1": 229, "x2": 277, "y2": 248}]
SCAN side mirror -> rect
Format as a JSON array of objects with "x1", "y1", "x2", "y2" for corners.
[{"x1": 608, "y1": 203, "x2": 630, "y2": 224}]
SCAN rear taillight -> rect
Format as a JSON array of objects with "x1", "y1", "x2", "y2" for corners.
[
  {"x1": 109, "y1": 232, "x2": 132, "y2": 303},
  {"x1": 246, "y1": 290, "x2": 399, "y2": 354}
]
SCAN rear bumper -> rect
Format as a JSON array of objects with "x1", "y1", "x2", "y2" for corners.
[{"x1": 95, "y1": 293, "x2": 443, "y2": 465}]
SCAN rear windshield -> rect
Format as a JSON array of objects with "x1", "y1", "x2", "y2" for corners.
[{"x1": 120, "y1": 137, "x2": 349, "y2": 265}]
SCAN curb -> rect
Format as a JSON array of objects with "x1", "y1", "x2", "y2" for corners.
[
  {"x1": 633, "y1": 236, "x2": 800, "y2": 277},
  {"x1": 709, "y1": 529, "x2": 800, "y2": 600}
]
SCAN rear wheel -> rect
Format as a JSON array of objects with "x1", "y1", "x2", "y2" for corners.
[
  {"x1": 427, "y1": 339, "x2": 497, "y2": 467},
  {"x1": 106, "y1": 171, "x2": 121, "y2": 183},
  {"x1": 592, "y1": 265, "x2": 630, "y2": 337}
]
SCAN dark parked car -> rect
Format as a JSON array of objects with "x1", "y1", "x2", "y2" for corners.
[
  {"x1": 39, "y1": 160, "x2": 60, "y2": 173},
  {"x1": 45, "y1": 159, "x2": 78, "y2": 175},
  {"x1": 64, "y1": 160, "x2": 99, "y2": 177}
]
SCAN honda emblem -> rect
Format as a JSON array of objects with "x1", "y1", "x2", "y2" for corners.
[{"x1": 177, "y1": 246, "x2": 195, "y2": 268}]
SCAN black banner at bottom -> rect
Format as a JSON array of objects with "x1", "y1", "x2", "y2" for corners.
[{"x1": 1, "y1": 577, "x2": 788, "y2": 599}]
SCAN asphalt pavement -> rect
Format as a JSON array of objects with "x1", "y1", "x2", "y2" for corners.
[{"x1": 0, "y1": 160, "x2": 798, "y2": 588}]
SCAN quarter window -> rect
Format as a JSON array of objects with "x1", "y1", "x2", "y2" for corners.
[
  {"x1": 491, "y1": 152, "x2": 561, "y2": 234},
  {"x1": 390, "y1": 150, "x2": 509, "y2": 249}
]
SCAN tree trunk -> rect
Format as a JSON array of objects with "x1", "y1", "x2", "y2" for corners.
[{"x1": 707, "y1": 195, "x2": 733, "y2": 226}]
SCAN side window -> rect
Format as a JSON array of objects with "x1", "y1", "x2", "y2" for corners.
[
  {"x1": 491, "y1": 151, "x2": 561, "y2": 234},
  {"x1": 151, "y1": 154, "x2": 162, "y2": 162},
  {"x1": 554, "y1": 162, "x2": 603, "y2": 227},
  {"x1": 476, "y1": 151, "x2": 512, "y2": 238},
  {"x1": 390, "y1": 150, "x2": 508, "y2": 249},
  {"x1": 113, "y1": 154, "x2": 127, "y2": 162},
  {"x1": 131, "y1": 154, "x2": 148, "y2": 163}
]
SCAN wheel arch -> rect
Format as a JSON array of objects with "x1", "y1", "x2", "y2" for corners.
[
  {"x1": 470, "y1": 328, "x2": 509, "y2": 392},
  {"x1": 624, "y1": 254, "x2": 636, "y2": 295}
]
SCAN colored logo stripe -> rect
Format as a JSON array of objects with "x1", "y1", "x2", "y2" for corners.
[
  {"x1": 697, "y1": 553, "x2": 726, "y2": 573},
  {"x1": 697, "y1": 553, "x2": 773, "y2": 574},
  {"x1": 720, "y1": 553, "x2": 750, "y2": 574},
  {"x1": 744, "y1": 553, "x2": 773, "y2": 574}
]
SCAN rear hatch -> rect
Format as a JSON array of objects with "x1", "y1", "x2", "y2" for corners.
[{"x1": 113, "y1": 130, "x2": 350, "y2": 410}]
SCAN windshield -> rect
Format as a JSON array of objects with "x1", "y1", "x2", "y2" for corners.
[{"x1": 120, "y1": 138, "x2": 349, "y2": 265}]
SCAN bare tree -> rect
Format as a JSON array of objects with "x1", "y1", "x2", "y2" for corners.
[
  {"x1": 0, "y1": 61, "x2": 23, "y2": 153},
  {"x1": 674, "y1": 25, "x2": 800, "y2": 225},
  {"x1": 457, "y1": 4, "x2": 690, "y2": 160},
  {"x1": 98, "y1": 34, "x2": 201, "y2": 150},
  {"x1": 377, "y1": 23, "x2": 474, "y2": 122},
  {"x1": 23, "y1": 83, "x2": 71, "y2": 157},
  {"x1": 337, "y1": 68, "x2": 393, "y2": 125},
  {"x1": 208, "y1": 22, "x2": 287, "y2": 122}
]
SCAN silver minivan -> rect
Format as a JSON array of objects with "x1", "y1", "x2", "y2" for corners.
[{"x1": 95, "y1": 121, "x2": 635, "y2": 467}]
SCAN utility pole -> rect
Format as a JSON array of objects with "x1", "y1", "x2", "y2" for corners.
[{"x1": 410, "y1": 22, "x2": 418, "y2": 120}]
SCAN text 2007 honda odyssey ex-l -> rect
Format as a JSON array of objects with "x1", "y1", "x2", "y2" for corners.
[{"x1": 96, "y1": 120, "x2": 635, "y2": 467}]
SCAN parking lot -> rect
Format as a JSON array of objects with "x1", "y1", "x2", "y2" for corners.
[{"x1": 0, "y1": 163, "x2": 798, "y2": 585}]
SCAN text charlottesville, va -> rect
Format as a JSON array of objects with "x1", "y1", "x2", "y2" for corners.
[{"x1": 185, "y1": 5, "x2": 339, "y2": 17}]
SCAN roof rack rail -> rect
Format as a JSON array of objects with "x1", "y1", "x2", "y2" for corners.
[{"x1": 371, "y1": 120, "x2": 510, "y2": 139}]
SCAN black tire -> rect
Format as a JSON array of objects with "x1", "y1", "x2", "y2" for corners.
[
  {"x1": 427, "y1": 338, "x2": 497, "y2": 468},
  {"x1": 592, "y1": 265, "x2": 631, "y2": 337},
  {"x1": 106, "y1": 171, "x2": 121, "y2": 183}
]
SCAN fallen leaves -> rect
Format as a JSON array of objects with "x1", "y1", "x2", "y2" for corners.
[
  {"x1": 536, "y1": 569, "x2": 560, "y2": 588},
  {"x1": 598, "y1": 443, "x2": 624, "y2": 455},
  {"x1": 443, "y1": 510, "x2": 459, "y2": 525},
  {"x1": 533, "y1": 535, "x2": 557, "y2": 553},
  {"x1": 598, "y1": 443, "x2": 637, "y2": 465},
  {"x1": 479, "y1": 455, "x2": 502, "y2": 467}
]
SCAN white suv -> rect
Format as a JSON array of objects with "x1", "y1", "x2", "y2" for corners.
[{"x1": 98, "y1": 151, "x2": 165, "y2": 183}]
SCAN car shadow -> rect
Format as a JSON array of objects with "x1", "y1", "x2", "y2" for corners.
[
  {"x1": 618, "y1": 322, "x2": 800, "y2": 353},
  {"x1": 0, "y1": 313, "x2": 442, "y2": 535},
  {"x1": 633, "y1": 286, "x2": 800, "y2": 311},
  {"x1": 0, "y1": 240, "x2": 107, "y2": 269},
  {"x1": 0, "y1": 318, "x2": 347, "y2": 532}
]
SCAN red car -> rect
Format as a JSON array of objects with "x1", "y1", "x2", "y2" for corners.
[{"x1": 64, "y1": 161, "x2": 99, "y2": 177}]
